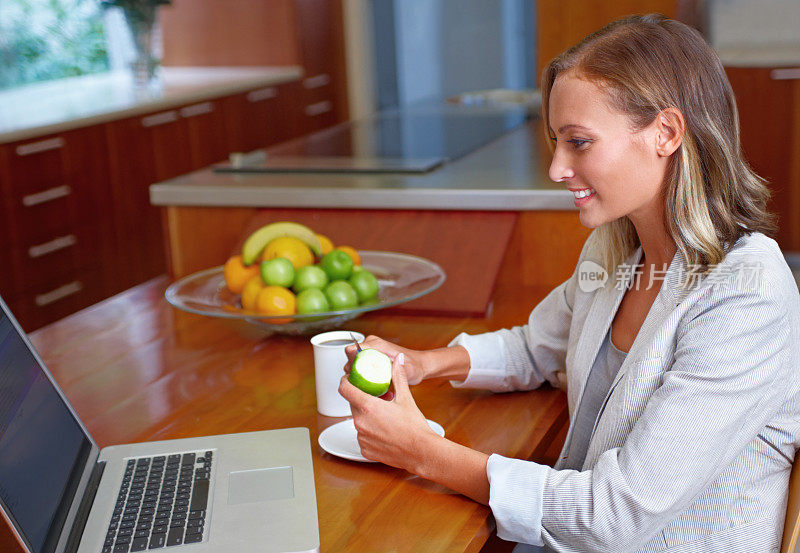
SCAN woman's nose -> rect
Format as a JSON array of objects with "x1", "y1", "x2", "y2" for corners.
[{"x1": 548, "y1": 149, "x2": 575, "y2": 183}]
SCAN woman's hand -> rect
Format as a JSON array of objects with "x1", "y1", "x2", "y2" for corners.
[
  {"x1": 338, "y1": 352, "x2": 440, "y2": 471},
  {"x1": 344, "y1": 335, "x2": 427, "y2": 385}
]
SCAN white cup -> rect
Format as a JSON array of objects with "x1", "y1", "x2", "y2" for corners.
[{"x1": 310, "y1": 330, "x2": 364, "y2": 417}]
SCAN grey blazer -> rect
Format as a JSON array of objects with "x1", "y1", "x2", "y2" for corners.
[{"x1": 451, "y1": 231, "x2": 800, "y2": 552}]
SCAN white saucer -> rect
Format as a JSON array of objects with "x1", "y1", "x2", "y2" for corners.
[{"x1": 318, "y1": 418, "x2": 445, "y2": 463}]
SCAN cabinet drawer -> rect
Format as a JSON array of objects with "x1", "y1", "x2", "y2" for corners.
[
  {"x1": 8, "y1": 223, "x2": 110, "y2": 295},
  {"x1": 5, "y1": 136, "x2": 67, "y2": 195},
  {"x1": 6, "y1": 266, "x2": 105, "y2": 331},
  {"x1": 8, "y1": 181, "x2": 105, "y2": 245}
]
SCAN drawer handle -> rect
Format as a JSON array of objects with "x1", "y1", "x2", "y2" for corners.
[
  {"x1": 22, "y1": 185, "x2": 71, "y2": 207},
  {"x1": 28, "y1": 234, "x2": 77, "y2": 258},
  {"x1": 141, "y1": 111, "x2": 178, "y2": 127},
  {"x1": 247, "y1": 87, "x2": 278, "y2": 103},
  {"x1": 771, "y1": 68, "x2": 800, "y2": 80},
  {"x1": 16, "y1": 137, "x2": 65, "y2": 156},
  {"x1": 305, "y1": 100, "x2": 332, "y2": 117},
  {"x1": 180, "y1": 102, "x2": 214, "y2": 118},
  {"x1": 35, "y1": 281, "x2": 83, "y2": 307},
  {"x1": 303, "y1": 73, "x2": 330, "y2": 89}
]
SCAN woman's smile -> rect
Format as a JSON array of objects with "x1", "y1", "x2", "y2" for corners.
[{"x1": 569, "y1": 187, "x2": 597, "y2": 206}]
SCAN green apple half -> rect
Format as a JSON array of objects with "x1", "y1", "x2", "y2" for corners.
[{"x1": 349, "y1": 348, "x2": 392, "y2": 396}]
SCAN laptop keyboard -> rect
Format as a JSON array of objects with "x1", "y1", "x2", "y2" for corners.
[{"x1": 103, "y1": 451, "x2": 214, "y2": 552}]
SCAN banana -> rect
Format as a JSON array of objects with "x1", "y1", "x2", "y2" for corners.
[{"x1": 241, "y1": 221, "x2": 323, "y2": 265}]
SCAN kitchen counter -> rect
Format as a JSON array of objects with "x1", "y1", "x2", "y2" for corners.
[
  {"x1": 150, "y1": 114, "x2": 592, "y2": 307},
  {"x1": 0, "y1": 65, "x2": 303, "y2": 144},
  {"x1": 150, "y1": 119, "x2": 575, "y2": 211}
]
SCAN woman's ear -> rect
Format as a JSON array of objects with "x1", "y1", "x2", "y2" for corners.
[{"x1": 654, "y1": 107, "x2": 685, "y2": 157}]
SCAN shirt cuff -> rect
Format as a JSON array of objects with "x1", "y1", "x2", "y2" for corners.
[
  {"x1": 486, "y1": 454, "x2": 547, "y2": 546},
  {"x1": 447, "y1": 332, "x2": 508, "y2": 389}
]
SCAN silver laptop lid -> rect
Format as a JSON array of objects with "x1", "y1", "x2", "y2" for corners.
[{"x1": 0, "y1": 296, "x2": 101, "y2": 553}]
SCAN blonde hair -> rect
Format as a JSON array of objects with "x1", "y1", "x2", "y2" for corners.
[{"x1": 541, "y1": 14, "x2": 777, "y2": 283}]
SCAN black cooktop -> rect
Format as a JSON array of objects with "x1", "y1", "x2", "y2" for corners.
[{"x1": 215, "y1": 105, "x2": 529, "y2": 174}]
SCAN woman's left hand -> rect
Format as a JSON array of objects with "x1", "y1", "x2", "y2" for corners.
[{"x1": 338, "y1": 353, "x2": 439, "y2": 471}]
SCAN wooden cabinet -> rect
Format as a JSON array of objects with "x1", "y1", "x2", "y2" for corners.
[
  {"x1": 105, "y1": 109, "x2": 188, "y2": 291},
  {"x1": 0, "y1": 80, "x2": 307, "y2": 331},
  {"x1": 0, "y1": 125, "x2": 117, "y2": 330},
  {"x1": 161, "y1": 0, "x2": 350, "y2": 137},
  {"x1": 293, "y1": 0, "x2": 349, "y2": 134},
  {"x1": 535, "y1": 1, "x2": 703, "y2": 76},
  {"x1": 726, "y1": 67, "x2": 800, "y2": 252},
  {"x1": 104, "y1": 96, "x2": 242, "y2": 294}
]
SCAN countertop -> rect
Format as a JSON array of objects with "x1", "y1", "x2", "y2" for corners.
[
  {"x1": 149, "y1": 119, "x2": 576, "y2": 211},
  {"x1": 0, "y1": 66, "x2": 303, "y2": 144}
]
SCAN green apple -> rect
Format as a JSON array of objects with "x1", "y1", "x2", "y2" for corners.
[
  {"x1": 349, "y1": 269, "x2": 379, "y2": 303},
  {"x1": 324, "y1": 280, "x2": 358, "y2": 310},
  {"x1": 349, "y1": 348, "x2": 392, "y2": 396},
  {"x1": 320, "y1": 249, "x2": 354, "y2": 281},
  {"x1": 293, "y1": 265, "x2": 329, "y2": 293},
  {"x1": 296, "y1": 288, "x2": 330, "y2": 314},
  {"x1": 260, "y1": 257, "x2": 295, "y2": 287}
]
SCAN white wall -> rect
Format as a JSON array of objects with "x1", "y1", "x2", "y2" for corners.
[{"x1": 710, "y1": 0, "x2": 800, "y2": 48}]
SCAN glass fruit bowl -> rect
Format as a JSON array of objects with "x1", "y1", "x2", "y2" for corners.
[{"x1": 165, "y1": 251, "x2": 446, "y2": 335}]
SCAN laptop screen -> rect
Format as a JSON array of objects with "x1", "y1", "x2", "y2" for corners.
[{"x1": 0, "y1": 308, "x2": 92, "y2": 553}]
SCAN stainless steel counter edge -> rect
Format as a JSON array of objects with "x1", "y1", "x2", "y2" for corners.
[
  {"x1": 0, "y1": 66, "x2": 303, "y2": 144},
  {"x1": 149, "y1": 183, "x2": 577, "y2": 211}
]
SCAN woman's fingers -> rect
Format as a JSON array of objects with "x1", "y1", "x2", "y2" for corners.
[
  {"x1": 338, "y1": 373, "x2": 371, "y2": 408},
  {"x1": 390, "y1": 353, "x2": 412, "y2": 402}
]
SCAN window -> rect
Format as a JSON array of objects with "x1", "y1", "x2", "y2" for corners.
[{"x1": 0, "y1": 0, "x2": 111, "y2": 90}]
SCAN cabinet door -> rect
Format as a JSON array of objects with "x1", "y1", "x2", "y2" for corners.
[
  {"x1": 293, "y1": 0, "x2": 349, "y2": 135},
  {"x1": 726, "y1": 67, "x2": 800, "y2": 251},
  {"x1": 220, "y1": 82, "x2": 301, "y2": 153},
  {"x1": 180, "y1": 99, "x2": 231, "y2": 167},
  {"x1": 105, "y1": 110, "x2": 192, "y2": 290}
]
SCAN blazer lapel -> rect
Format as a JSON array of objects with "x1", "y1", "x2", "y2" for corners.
[
  {"x1": 570, "y1": 246, "x2": 643, "y2": 402},
  {"x1": 560, "y1": 245, "x2": 687, "y2": 465},
  {"x1": 610, "y1": 246, "x2": 686, "y2": 387},
  {"x1": 561, "y1": 246, "x2": 642, "y2": 459}
]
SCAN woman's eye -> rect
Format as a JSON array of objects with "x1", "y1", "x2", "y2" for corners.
[{"x1": 566, "y1": 138, "x2": 589, "y2": 150}]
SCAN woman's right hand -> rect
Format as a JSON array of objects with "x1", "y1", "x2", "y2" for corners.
[{"x1": 344, "y1": 335, "x2": 427, "y2": 385}]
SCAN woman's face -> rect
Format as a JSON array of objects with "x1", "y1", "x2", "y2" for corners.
[{"x1": 547, "y1": 73, "x2": 669, "y2": 230}]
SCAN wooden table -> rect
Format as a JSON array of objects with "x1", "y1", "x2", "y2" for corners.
[{"x1": 2, "y1": 220, "x2": 575, "y2": 553}]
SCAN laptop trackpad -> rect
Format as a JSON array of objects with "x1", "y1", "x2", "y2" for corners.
[{"x1": 228, "y1": 467, "x2": 294, "y2": 504}]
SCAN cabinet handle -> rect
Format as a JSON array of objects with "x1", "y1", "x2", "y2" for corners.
[
  {"x1": 16, "y1": 137, "x2": 65, "y2": 156},
  {"x1": 22, "y1": 185, "x2": 71, "y2": 207},
  {"x1": 141, "y1": 111, "x2": 178, "y2": 127},
  {"x1": 28, "y1": 234, "x2": 77, "y2": 258},
  {"x1": 180, "y1": 102, "x2": 214, "y2": 118},
  {"x1": 246, "y1": 87, "x2": 278, "y2": 103},
  {"x1": 771, "y1": 68, "x2": 800, "y2": 80},
  {"x1": 303, "y1": 74, "x2": 330, "y2": 89},
  {"x1": 305, "y1": 101, "x2": 333, "y2": 117},
  {"x1": 35, "y1": 281, "x2": 83, "y2": 307}
]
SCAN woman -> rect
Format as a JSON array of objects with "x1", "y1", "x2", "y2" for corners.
[{"x1": 339, "y1": 14, "x2": 800, "y2": 552}]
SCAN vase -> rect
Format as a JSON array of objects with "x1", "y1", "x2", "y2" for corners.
[{"x1": 123, "y1": 6, "x2": 161, "y2": 91}]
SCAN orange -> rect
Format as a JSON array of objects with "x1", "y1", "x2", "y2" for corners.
[
  {"x1": 256, "y1": 286, "x2": 297, "y2": 324},
  {"x1": 224, "y1": 255, "x2": 260, "y2": 294},
  {"x1": 262, "y1": 236, "x2": 314, "y2": 269},
  {"x1": 316, "y1": 233, "x2": 334, "y2": 256},
  {"x1": 241, "y1": 275, "x2": 265, "y2": 312},
  {"x1": 336, "y1": 245, "x2": 361, "y2": 266}
]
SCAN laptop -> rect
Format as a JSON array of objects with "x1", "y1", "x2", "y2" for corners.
[{"x1": 0, "y1": 296, "x2": 320, "y2": 553}]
